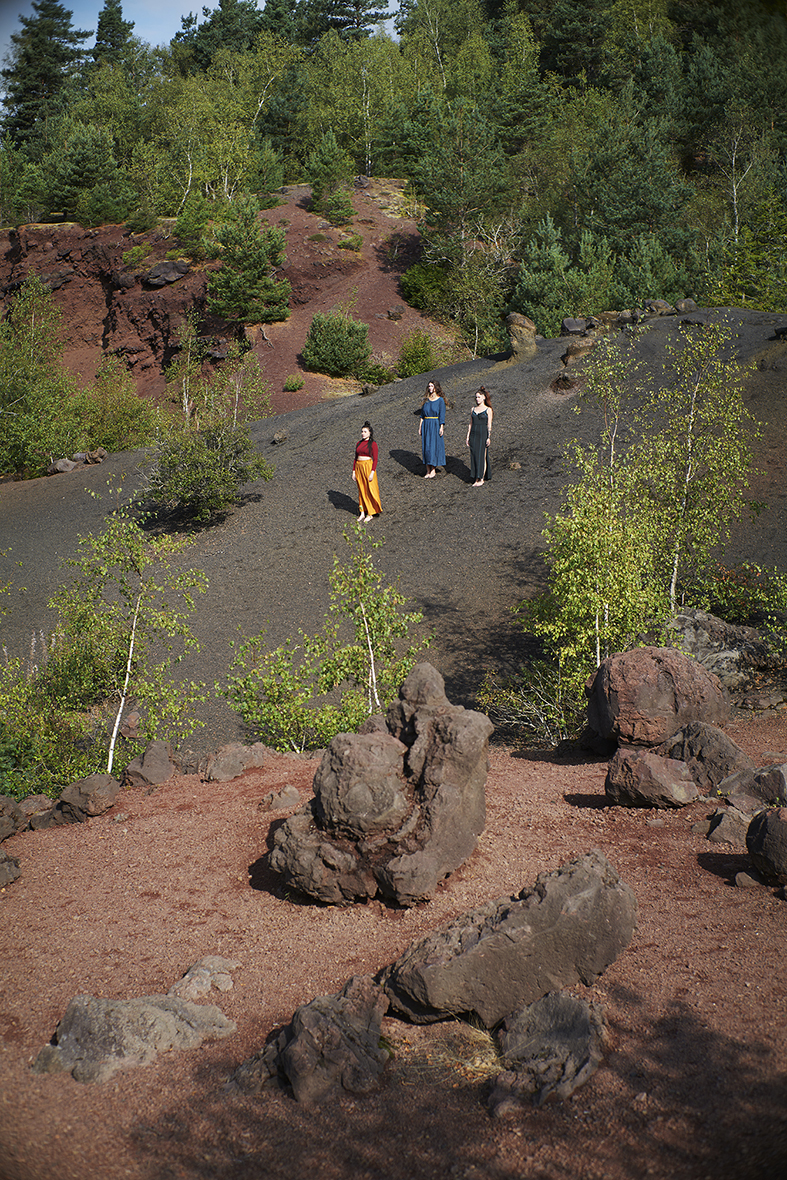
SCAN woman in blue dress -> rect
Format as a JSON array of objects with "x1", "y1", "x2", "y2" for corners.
[
  {"x1": 418, "y1": 380, "x2": 446, "y2": 478},
  {"x1": 465, "y1": 387, "x2": 493, "y2": 486}
]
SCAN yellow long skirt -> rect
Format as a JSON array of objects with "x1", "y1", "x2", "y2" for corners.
[{"x1": 355, "y1": 457, "x2": 382, "y2": 516}]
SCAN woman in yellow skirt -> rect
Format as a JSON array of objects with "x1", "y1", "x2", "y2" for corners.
[{"x1": 352, "y1": 421, "x2": 382, "y2": 522}]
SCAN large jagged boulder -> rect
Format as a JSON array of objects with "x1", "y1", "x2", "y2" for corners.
[
  {"x1": 746, "y1": 808, "x2": 787, "y2": 885},
  {"x1": 268, "y1": 664, "x2": 493, "y2": 907},
  {"x1": 32, "y1": 994, "x2": 235, "y2": 1083},
  {"x1": 656, "y1": 722, "x2": 754, "y2": 793},
  {"x1": 717, "y1": 763, "x2": 787, "y2": 814},
  {"x1": 605, "y1": 748, "x2": 700, "y2": 809},
  {"x1": 233, "y1": 976, "x2": 389, "y2": 1106},
  {"x1": 379, "y1": 850, "x2": 636, "y2": 1028},
  {"x1": 586, "y1": 647, "x2": 728, "y2": 748}
]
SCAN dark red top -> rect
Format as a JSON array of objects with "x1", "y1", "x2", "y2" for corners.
[{"x1": 354, "y1": 439, "x2": 378, "y2": 472}]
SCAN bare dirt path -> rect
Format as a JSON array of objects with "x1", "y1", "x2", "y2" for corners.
[{"x1": 1, "y1": 715, "x2": 786, "y2": 1180}]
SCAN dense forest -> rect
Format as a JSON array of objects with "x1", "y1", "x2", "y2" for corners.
[{"x1": 1, "y1": 0, "x2": 786, "y2": 349}]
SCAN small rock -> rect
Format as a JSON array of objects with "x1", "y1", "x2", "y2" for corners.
[
  {"x1": 735, "y1": 870, "x2": 765, "y2": 889},
  {"x1": 260, "y1": 784, "x2": 301, "y2": 811}
]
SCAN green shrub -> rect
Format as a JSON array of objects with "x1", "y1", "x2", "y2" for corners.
[
  {"x1": 337, "y1": 232, "x2": 362, "y2": 251},
  {"x1": 704, "y1": 561, "x2": 787, "y2": 628},
  {"x1": 122, "y1": 243, "x2": 151, "y2": 269},
  {"x1": 174, "y1": 193, "x2": 213, "y2": 261},
  {"x1": 223, "y1": 528, "x2": 431, "y2": 751},
  {"x1": 400, "y1": 261, "x2": 450, "y2": 311},
  {"x1": 77, "y1": 355, "x2": 163, "y2": 454},
  {"x1": 0, "y1": 513, "x2": 208, "y2": 798},
  {"x1": 477, "y1": 661, "x2": 586, "y2": 749},
  {"x1": 397, "y1": 329, "x2": 437, "y2": 377},
  {"x1": 359, "y1": 362, "x2": 396, "y2": 385},
  {"x1": 283, "y1": 374, "x2": 305, "y2": 391},
  {"x1": 301, "y1": 309, "x2": 371, "y2": 377},
  {"x1": 321, "y1": 188, "x2": 354, "y2": 227},
  {"x1": 145, "y1": 424, "x2": 273, "y2": 522}
]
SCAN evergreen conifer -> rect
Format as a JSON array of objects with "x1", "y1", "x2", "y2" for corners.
[{"x1": 1, "y1": 1, "x2": 92, "y2": 145}]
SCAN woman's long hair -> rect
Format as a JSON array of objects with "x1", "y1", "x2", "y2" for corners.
[
  {"x1": 362, "y1": 420, "x2": 374, "y2": 442},
  {"x1": 476, "y1": 386, "x2": 492, "y2": 408},
  {"x1": 421, "y1": 380, "x2": 443, "y2": 406}
]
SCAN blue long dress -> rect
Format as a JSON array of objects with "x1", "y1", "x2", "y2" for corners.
[{"x1": 420, "y1": 397, "x2": 446, "y2": 468}]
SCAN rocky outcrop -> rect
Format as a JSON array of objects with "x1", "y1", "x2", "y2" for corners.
[
  {"x1": 32, "y1": 993, "x2": 236, "y2": 1084},
  {"x1": 233, "y1": 975, "x2": 389, "y2": 1105},
  {"x1": 268, "y1": 664, "x2": 493, "y2": 907},
  {"x1": 656, "y1": 722, "x2": 754, "y2": 793},
  {"x1": 717, "y1": 763, "x2": 787, "y2": 813},
  {"x1": 206, "y1": 741, "x2": 267, "y2": 782},
  {"x1": 122, "y1": 740, "x2": 176, "y2": 790},
  {"x1": 379, "y1": 850, "x2": 636, "y2": 1028},
  {"x1": 586, "y1": 646, "x2": 728, "y2": 748},
  {"x1": 668, "y1": 608, "x2": 784, "y2": 697}
]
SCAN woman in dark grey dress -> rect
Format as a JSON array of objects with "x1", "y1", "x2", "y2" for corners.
[{"x1": 465, "y1": 387, "x2": 493, "y2": 486}]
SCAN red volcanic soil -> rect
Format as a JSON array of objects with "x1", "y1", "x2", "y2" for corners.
[
  {"x1": 0, "y1": 180, "x2": 459, "y2": 417},
  {"x1": 0, "y1": 714, "x2": 786, "y2": 1180}
]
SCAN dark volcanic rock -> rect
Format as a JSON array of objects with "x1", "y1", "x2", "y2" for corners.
[
  {"x1": 746, "y1": 808, "x2": 787, "y2": 885},
  {"x1": 58, "y1": 773, "x2": 121, "y2": 821},
  {"x1": 656, "y1": 722, "x2": 754, "y2": 793},
  {"x1": 233, "y1": 975, "x2": 389, "y2": 1105},
  {"x1": 489, "y1": 992, "x2": 607, "y2": 1114},
  {"x1": 32, "y1": 994, "x2": 235, "y2": 1083},
  {"x1": 268, "y1": 664, "x2": 493, "y2": 907},
  {"x1": 379, "y1": 850, "x2": 636, "y2": 1028},
  {"x1": 586, "y1": 647, "x2": 728, "y2": 748},
  {"x1": 605, "y1": 748, "x2": 700, "y2": 809}
]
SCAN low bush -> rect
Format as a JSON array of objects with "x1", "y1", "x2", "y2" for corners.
[
  {"x1": 0, "y1": 512, "x2": 207, "y2": 799},
  {"x1": 283, "y1": 374, "x2": 305, "y2": 391},
  {"x1": 477, "y1": 661, "x2": 586, "y2": 749},
  {"x1": 400, "y1": 261, "x2": 450, "y2": 311},
  {"x1": 301, "y1": 309, "x2": 371, "y2": 377},
  {"x1": 145, "y1": 425, "x2": 273, "y2": 523},
  {"x1": 397, "y1": 329, "x2": 437, "y2": 377},
  {"x1": 222, "y1": 528, "x2": 431, "y2": 751}
]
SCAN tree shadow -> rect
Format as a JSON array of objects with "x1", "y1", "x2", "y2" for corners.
[{"x1": 372, "y1": 230, "x2": 422, "y2": 276}]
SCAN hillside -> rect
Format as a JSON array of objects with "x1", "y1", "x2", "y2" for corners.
[
  {"x1": 0, "y1": 181, "x2": 457, "y2": 415},
  {"x1": 1, "y1": 303, "x2": 787, "y2": 756}
]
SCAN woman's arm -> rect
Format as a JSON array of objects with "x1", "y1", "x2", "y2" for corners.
[{"x1": 486, "y1": 406, "x2": 493, "y2": 446}]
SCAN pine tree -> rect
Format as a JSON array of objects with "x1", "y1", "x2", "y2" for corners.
[
  {"x1": 92, "y1": 0, "x2": 135, "y2": 65},
  {"x1": 298, "y1": 0, "x2": 390, "y2": 46},
  {"x1": 207, "y1": 194, "x2": 291, "y2": 324},
  {"x1": 1, "y1": 1, "x2": 93, "y2": 145},
  {"x1": 260, "y1": 0, "x2": 301, "y2": 41},
  {"x1": 171, "y1": 0, "x2": 266, "y2": 74}
]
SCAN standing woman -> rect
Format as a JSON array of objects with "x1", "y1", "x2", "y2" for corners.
[
  {"x1": 465, "y1": 387, "x2": 493, "y2": 486},
  {"x1": 418, "y1": 380, "x2": 446, "y2": 478},
  {"x1": 352, "y1": 421, "x2": 382, "y2": 522}
]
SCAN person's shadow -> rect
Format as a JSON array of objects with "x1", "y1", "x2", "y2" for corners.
[
  {"x1": 389, "y1": 448, "x2": 423, "y2": 475},
  {"x1": 327, "y1": 488, "x2": 361, "y2": 515}
]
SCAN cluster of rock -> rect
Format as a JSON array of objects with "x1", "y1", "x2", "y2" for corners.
[
  {"x1": 47, "y1": 447, "x2": 108, "y2": 476},
  {"x1": 586, "y1": 645, "x2": 787, "y2": 887},
  {"x1": 233, "y1": 849, "x2": 636, "y2": 1112},
  {"x1": 0, "y1": 736, "x2": 269, "y2": 888},
  {"x1": 269, "y1": 663, "x2": 493, "y2": 907},
  {"x1": 33, "y1": 956, "x2": 239, "y2": 1084}
]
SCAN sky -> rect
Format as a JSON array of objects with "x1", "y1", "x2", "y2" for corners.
[
  {"x1": 0, "y1": 1, "x2": 196, "y2": 63},
  {"x1": 0, "y1": 2, "x2": 395, "y2": 66}
]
